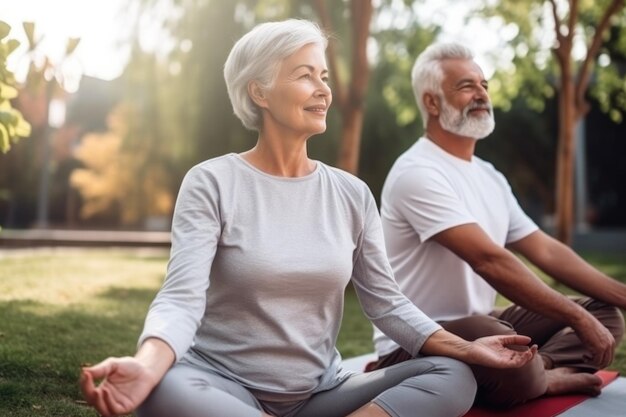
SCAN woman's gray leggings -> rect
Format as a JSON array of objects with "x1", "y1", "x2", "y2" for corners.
[{"x1": 136, "y1": 355, "x2": 476, "y2": 417}]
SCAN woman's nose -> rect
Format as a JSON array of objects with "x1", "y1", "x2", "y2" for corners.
[{"x1": 316, "y1": 79, "x2": 331, "y2": 96}]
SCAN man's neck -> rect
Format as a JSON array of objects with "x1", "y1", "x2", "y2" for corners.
[{"x1": 424, "y1": 124, "x2": 476, "y2": 161}]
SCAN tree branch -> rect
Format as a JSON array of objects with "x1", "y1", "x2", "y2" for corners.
[
  {"x1": 575, "y1": 0, "x2": 625, "y2": 112},
  {"x1": 549, "y1": 0, "x2": 567, "y2": 62},
  {"x1": 550, "y1": 0, "x2": 564, "y2": 43},
  {"x1": 567, "y1": 0, "x2": 579, "y2": 43}
]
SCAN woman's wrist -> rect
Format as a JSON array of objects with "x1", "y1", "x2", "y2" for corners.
[
  {"x1": 420, "y1": 329, "x2": 472, "y2": 360},
  {"x1": 136, "y1": 337, "x2": 176, "y2": 386}
]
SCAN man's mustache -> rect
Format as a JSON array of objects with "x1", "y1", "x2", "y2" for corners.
[{"x1": 464, "y1": 101, "x2": 492, "y2": 116}]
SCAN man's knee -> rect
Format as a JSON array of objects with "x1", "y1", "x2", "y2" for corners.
[
  {"x1": 441, "y1": 315, "x2": 516, "y2": 341},
  {"x1": 580, "y1": 298, "x2": 626, "y2": 344},
  {"x1": 602, "y1": 304, "x2": 624, "y2": 344},
  {"x1": 606, "y1": 305, "x2": 625, "y2": 344}
]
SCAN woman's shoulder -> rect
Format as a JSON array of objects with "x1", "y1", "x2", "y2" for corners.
[
  {"x1": 191, "y1": 153, "x2": 238, "y2": 172},
  {"x1": 320, "y1": 162, "x2": 367, "y2": 186},
  {"x1": 178, "y1": 154, "x2": 242, "y2": 192},
  {"x1": 184, "y1": 153, "x2": 239, "y2": 178},
  {"x1": 318, "y1": 162, "x2": 373, "y2": 202}
]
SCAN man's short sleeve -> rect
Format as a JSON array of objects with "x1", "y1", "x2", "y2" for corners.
[
  {"x1": 503, "y1": 182, "x2": 539, "y2": 244},
  {"x1": 387, "y1": 165, "x2": 476, "y2": 242}
]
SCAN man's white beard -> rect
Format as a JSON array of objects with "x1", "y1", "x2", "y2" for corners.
[{"x1": 439, "y1": 98, "x2": 495, "y2": 139}]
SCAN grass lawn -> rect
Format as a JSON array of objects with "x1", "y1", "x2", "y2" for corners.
[{"x1": 0, "y1": 248, "x2": 625, "y2": 416}]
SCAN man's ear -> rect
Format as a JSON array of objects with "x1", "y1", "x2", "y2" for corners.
[
  {"x1": 248, "y1": 81, "x2": 268, "y2": 108},
  {"x1": 423, "y1": 92, "x2": 440, "y2": 117}
]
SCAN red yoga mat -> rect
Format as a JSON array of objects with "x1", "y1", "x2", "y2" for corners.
[{"x1": 463, "y1": 370, "x2": 619, "y2": 417}]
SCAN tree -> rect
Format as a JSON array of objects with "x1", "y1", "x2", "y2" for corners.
[
  {"x1": 124, "y1": 0, "x2": 376, "y2": 176},
  {"x1": 550, "y1": 0, "x2": 625, "y2": 245},
  {"x1": 0, "y1": 20, "x2": 32, "y2": 230},
  {"x1": 122, "y1": 0, "x2": 256, "y2": 180},
  {"x1": 70, "y1": 103, "x2": 174, "y2": 227},
  {"x1": 358, "y1": 2, "x2": 439, "y2": 201},
  {"x1": 482, "y1": 0, "x2": 626, "y2": 245},
  {"x1": 0, "y1": 21, "x2": 80, "y2": 228},
  {"x1": 0, "y1": 21, "x2": 31, "y2": 154},
  {"x1": 313, "y1": 0, "x2": 373, "y2": 174}
]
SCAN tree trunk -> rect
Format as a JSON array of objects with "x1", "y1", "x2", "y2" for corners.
[
  {"x1": 552, "y1": 0, "x2": 624, "y2": 245},
  {"x1": 554, "y1": 72, "x2": 576, "y2": 246},
  {"x1": 336, "y1": 1, "x2": 372, "y2": 174},
  {"x1": 337, "y1": 107, "x2": 365, "y2": 174},
  {"x1": 314, "y1": 0, "x2": 373, "y2": 175}
]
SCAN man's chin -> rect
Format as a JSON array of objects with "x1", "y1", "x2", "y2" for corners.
[{"x1": 456, "y1": 124, "x2": 495, "y2": 140}]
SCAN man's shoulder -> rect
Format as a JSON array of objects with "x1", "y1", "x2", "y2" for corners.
[
  {"x1": 389, "y1": 145, "x2": 452, "y2": 186},
  {"x1": 473, "y1": 156, "x2": 512, "y2": 186},
  {"x1": 392, "y1": 140, "x2": 445, "y2": 174}
]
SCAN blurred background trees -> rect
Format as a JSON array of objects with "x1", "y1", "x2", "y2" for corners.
[
  {"x1": 0, "y1": 20, "x2": 32, "y2": 230},
  {"x1": 0, "y1": 21, "x2": 31, "y2": 154},
  {"x1": 1, "y1": 0, "x2": 625, "y2": 243},
  {"x1": 480, "y1": 0, "x2": 626, "y2": 245}
]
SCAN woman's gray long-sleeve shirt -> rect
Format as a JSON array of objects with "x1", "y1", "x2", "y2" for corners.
[{"x1": 138, "y1": 153, "x2": 441, "y2": 402}]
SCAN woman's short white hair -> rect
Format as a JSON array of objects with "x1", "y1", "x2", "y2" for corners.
[
  {"x1": 224, "y1": 19, "x2": 328, "y2": 131},
  {"x1": 411, "y1": 42, "x2": 474, "y2": 128}
]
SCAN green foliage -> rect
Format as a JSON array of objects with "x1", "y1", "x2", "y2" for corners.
[
  {"x1": 476, "y1": 99, "x2": 558, "y2": 217},
  {"x1": 592, "y1": 62, "x2": 626, "y2": 123},
  {"x1": 479, "y1": 0, "x2": 626, "y2": 120},
  {"x1": 70, "y1": 103, "x2": 174, "y2": 226},
  {"x1": 117, "y1": 0, "x2": 256, "y2": 190},
  {"x1": 0, "y1": 21, "x2": 31, "y2": 154},
  {"x1": 359, "y1": 4, "x2": 439, "y2": 201}
]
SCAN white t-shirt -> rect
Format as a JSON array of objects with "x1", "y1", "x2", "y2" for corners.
[
  {"x1": 139, "y1": 153, "x2": 441, "y2": 401},
  {"x1": 373, "y1": 138, "x2": 538, "y2": 356}
]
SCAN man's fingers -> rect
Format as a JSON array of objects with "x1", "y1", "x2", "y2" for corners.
[
  {"x1": 494, "y1": 334, "x2": 531, "y2": 348},
  {"x1": 590, "y1": 337, "x2": 614, "y2": 368},
  {"x1": 530, "y1": 344, "x2": 538, "y2": 357}
]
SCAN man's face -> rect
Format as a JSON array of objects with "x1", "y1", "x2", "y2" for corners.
[{"x1": 437, "y1": 58, "x2": 495, "y2": 139}]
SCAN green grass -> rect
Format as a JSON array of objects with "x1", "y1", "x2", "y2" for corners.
[
  {"x1": 0, "y1": 248, "x2": 624, "y2": 416},
  {"x1": 0, "y1": 249, "x2": 166, "y2": 417}
]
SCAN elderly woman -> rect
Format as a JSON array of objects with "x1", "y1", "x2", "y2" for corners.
[{"x1": 80, "y1": 19, "x2": 536, "y2": 417}]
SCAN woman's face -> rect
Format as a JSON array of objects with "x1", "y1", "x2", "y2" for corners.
[{"x1": 259, "y1": 43, "x2": 332, "y2": 137}]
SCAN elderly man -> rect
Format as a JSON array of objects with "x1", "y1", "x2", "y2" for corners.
[{"x1": 368, "y1": 42, "x2": 625, "y2": 408}]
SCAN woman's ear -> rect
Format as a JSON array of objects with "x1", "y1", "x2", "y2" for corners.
[
  {"x1": 423, "y1": 92, "x2": 440, "y2": 117},
  {"x1": 248, "y1": 81, "x2": 268, "y2": 108}
]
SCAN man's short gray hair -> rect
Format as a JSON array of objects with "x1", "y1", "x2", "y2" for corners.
[
  {"x1": 411, "y1": 42, "x2": 474, "y2": 128},
  {"x1": 224, "y1": 19, "x2": 328, "y2": 131}
]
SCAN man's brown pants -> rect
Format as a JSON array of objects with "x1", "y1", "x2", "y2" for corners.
[{"x1": 366, "y1": 297, "x2": 625, "y2": 408}]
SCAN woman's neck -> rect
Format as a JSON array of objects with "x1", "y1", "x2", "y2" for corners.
[{"x1": 240, "y1": 134, "x2": 315, "y2": 177}]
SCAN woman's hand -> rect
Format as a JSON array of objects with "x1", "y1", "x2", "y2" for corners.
[
  {"x1": 421, "y1": 330, "x2": 537, "y2": 369},
  {"x1": 80, "y1": 356, "x2": 158, "y2": 417},
  {"x1": 466, "y1": 335, "x2": 538, "y2": 368},
  {"x1": 80, "y1": 338, "x2": 175, "y2": 417}
]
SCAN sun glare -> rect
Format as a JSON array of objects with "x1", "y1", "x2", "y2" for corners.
[{"x1": 4, "y1": 0, "x2": 133, "y2": 91}]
